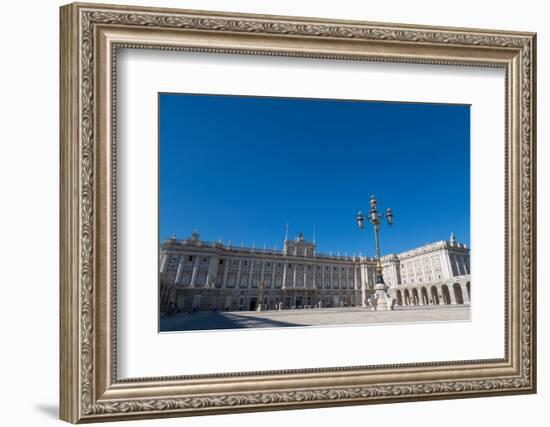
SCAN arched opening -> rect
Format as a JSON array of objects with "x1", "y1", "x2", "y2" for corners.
[
  {"x1": 404, "y1": 289, "x2": 411, "y2": 306},
  {"x1": 421, "y1": 287, "x2": 429, "y2": 305},
  {"x1": 441, "y1": 285, "x2": 451, "y2": 305},
  {"x1": 412, "y1": 288, "x2": 420, "y2": 306},
  {"x1": 453, "y1": 283, "x2": 464, "y2": 304},
  {"x1": 396, "y1": 290, "x2": 403, "y2": 306},
  {"x1": 430, "y1": 286, "x2": 439, "y2": 305}
]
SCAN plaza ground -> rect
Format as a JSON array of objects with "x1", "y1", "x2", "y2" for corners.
[{"x1": 160, "y1": 305, "x2": 470, "y2": 332}]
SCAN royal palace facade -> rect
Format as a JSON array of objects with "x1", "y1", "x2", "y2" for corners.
[{"x1": 159, "y1": 230, "x2": 470, "y2": 313}]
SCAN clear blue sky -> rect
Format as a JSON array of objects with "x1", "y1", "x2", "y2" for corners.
[{"x1": 159, "y1": 93, "x2": 470, "y2": 256}]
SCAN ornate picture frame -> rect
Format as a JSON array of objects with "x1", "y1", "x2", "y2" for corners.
[{"x1": 60, "y1": 2, "x2": 536, "y2": 423}]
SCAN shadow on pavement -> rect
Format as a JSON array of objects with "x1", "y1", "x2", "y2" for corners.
[{"x1": 160, "y1": 311, "x2": 303, "y2": 332}]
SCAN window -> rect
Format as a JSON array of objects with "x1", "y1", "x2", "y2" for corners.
[
  {"x1": 187, "y1": 255, "x2": 193, "y2": 262},
  {"x1": 202, "y1": 256, "x2": 208, "y2": 262},
  {"x1": 244, "y1": 261, "x2": 248, "y2": 266},
  {"x1": 219, "y1": 259, "x2": 223, "y2": 264}
]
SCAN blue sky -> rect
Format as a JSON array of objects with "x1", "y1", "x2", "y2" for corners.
[{"x1": 159, "y1": 93, "x2": 470, "y2": 256}]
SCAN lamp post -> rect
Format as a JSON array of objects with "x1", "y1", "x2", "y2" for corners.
[
  {"x1": 257, "y1": 281, "x2": 266, "y2": 312},
  {"x1": 357, "y1": 194, "x2": 394, "y2": 311}
]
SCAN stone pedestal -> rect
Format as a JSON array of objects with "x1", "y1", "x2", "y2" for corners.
[
  {"x1": 373, "y1": 283, "x2": 391, "y2": 311},
  {"x1": 256, "y1": 304, "x2": 263, "y2": 312}
]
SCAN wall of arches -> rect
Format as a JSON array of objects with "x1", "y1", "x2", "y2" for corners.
[{"x1": 392, "y1": 278, "x2": 470, "y2": 307}]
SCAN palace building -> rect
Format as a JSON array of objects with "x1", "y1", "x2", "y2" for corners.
[{"x1": 159, "y1": 231, "x2": 470, "y2": 313}]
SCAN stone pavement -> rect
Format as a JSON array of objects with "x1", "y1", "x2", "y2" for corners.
[{"x1": 160, "y1": 305, "x2": 470, "y2": 332}]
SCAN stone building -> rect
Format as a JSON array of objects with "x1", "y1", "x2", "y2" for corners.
[
  {"x1": 382, "y1": 233, "x2": 470, "y2": 307},
  {"x1": 159, "y1": 231, "x2": 470, "y2": 313}
]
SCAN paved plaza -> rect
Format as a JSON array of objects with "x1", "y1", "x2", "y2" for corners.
[{"x1": 160, "y1": 305, "x2": 470, "y2": 332}]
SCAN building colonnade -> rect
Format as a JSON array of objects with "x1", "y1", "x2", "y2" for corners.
[{"x1": 392, "y1": 277, "x2": 470, "y2": 307}]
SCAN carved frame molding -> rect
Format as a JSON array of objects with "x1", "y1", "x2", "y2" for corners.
[{"x1": 60, "y1": 2, "x2": 536, "y2": 423}]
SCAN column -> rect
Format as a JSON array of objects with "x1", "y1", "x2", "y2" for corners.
[
  {"x1": 322, "y1": 265, "x2": 326, "y2": 289},
  {"x1": 419, "y1": 257, "x2": 426, "y2": 283},
  {"x1": 189, "y1": 255, "x2": 200, "y2": 288},
  {"x1": 206, "y1": 256, "x2": 219, "y2": 287},
  {"x1": 248, "y1": 259, "x2": 254, "y2": 288},
  {"x1": 235, "y1": 259, "x2": 243, "y2": 288},
  {"x1": 354, "y1": 266, "x2": 360, "y2": 307},
  {"x1": 449, "y1": 285, "x2": 457, "y2": 304},
  {"x1": 282, "y1": 262, "x2": 287, "y2": 290},
  {"x1": 160, "y1": 253, "x2": 169, "y2": 274},
  {"x1": 292, "y1": 264, "x2": 297, "y2": 288},
  {"x1": 260, "y1": 260, "x2": 266, "y2": 282},
  {"x1": 303, "y1": 265, "x2": 307, "y2": 289},
  {"x1": 461, "y1": 283, "x2": 470, "y2": 304},
  {"x1": 438, "y1": 285, "x2": 444, "y2": 305},
  {"x1": 429, "y1": 258, "x2": 436, "y2": 282},
  {"x1": 454, "y1": 256, "x2": 462, "y2": 276},
  {"x1": 443, "y1": 249, "x2": 454, "y2": 279},
  {"x1": 221, "y1": 258, "x2": 230, "y2": 288},
  {"x1": 271, "y1": 263, "x2": 276, "y2": 288},
  {"x1": 174, "y1": 256, "x2": 184, "y2": 285}
]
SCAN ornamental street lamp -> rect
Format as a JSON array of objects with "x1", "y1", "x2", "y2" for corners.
[{"x1": 357, "y1": 194, "x2": 394, "y2": 311}]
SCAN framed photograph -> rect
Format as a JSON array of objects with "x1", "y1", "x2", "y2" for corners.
[{"x1": 60, "y1": 2, "x2": 537, "y2": 423}]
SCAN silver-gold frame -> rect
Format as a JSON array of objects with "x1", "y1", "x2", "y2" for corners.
[{"x1": 60, "y1": 2, "x2": 537, "y2": 423}]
